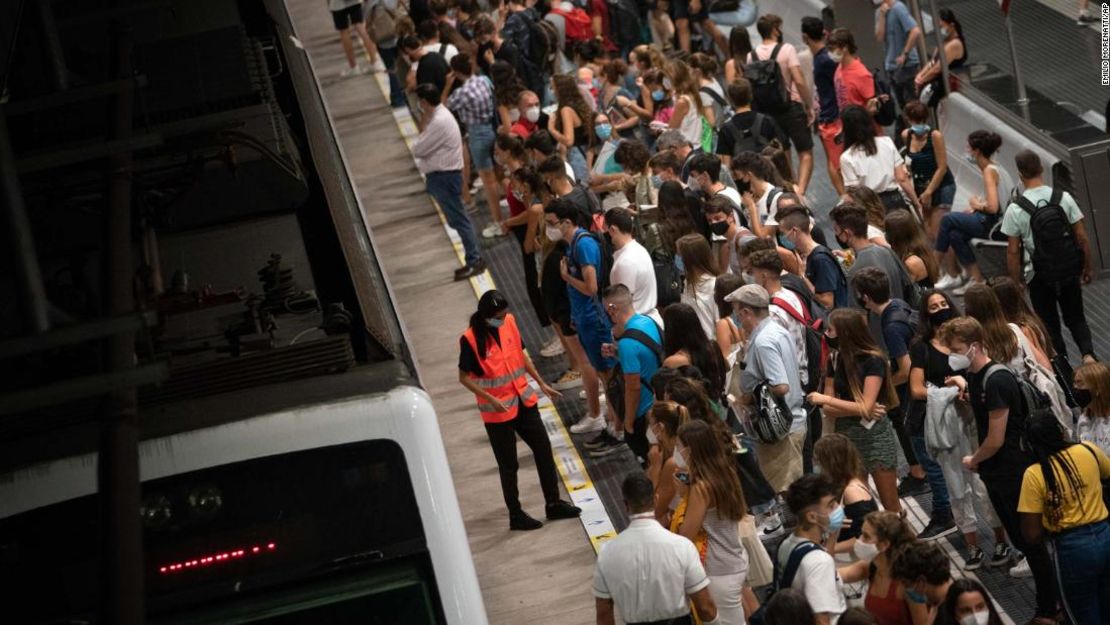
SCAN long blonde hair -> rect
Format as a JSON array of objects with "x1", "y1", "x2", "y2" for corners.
[
  {"x1": 1076, "y1": 361, "x2": 1110, "y2": 420},
  {"x1": 678, "y1": 420, "x2": 746, "y2": 520},
  {"x1": 667, "y1": 60, "x2": 706, "y2": 119}
]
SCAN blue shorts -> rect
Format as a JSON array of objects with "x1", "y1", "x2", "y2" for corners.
[
  {"x1": 573, "y1": 311, "x2": 616, "y2": 372},
  {"x1": 467, "y1": 122, "x2": 496, "y2": 171},
  {"x1": 933, "y1": 182, "x2": 957, "y2": 208}
]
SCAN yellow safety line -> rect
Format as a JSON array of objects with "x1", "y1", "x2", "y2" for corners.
[{"x1": 373, "y1": 74, "x2": 615, "y2": 552}]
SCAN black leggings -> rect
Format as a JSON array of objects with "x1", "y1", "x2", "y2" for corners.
[
  {"x1": 485, "y1": 400, "x2": 561, "y2": 514},
  {"x1": 511, "y1": 225, "x2": 550, "y2": 327}
]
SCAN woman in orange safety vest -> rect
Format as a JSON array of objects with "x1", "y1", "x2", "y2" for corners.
[{"x1": 458, "y1": 290, "x2": 583, "y2": 531}]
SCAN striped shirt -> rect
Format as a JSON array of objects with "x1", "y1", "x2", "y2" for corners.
[{"x1": 447, "y1": 75, "x2": 495, "y2": 127}]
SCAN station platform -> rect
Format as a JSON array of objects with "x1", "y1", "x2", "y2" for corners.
[{"x1": 285, "y1": 0, "x2": 1110, "y2": 622}]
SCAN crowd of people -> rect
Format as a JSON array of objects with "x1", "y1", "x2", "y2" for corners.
[{"x1": 333, "y1": 0, "x2": 1110, "y2": 623}]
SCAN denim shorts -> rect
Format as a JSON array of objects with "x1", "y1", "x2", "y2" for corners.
[
  {"x1": 467, "y1": 122, "x2": 496, "y2": 171},
  {"x1": 933, "y1": 183, "x2": 957, "y2": 208}
]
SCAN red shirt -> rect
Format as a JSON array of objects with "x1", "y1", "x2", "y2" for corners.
[
  {"x1": 834, "y1": 58, "x2": 875, "y2": 111},
  {"x1": 505, "y1": 179, "x2": 526, "y2": 217},
  {"x1": 511, "y1": 119, "x2": 537, "y2": 139}
]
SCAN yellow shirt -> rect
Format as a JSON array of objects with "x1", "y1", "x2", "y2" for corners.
[{"x1": 1018, "y1": 442, "x2": 1110, "y2": 533}]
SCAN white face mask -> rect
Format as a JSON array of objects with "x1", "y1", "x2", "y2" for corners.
[
  {"x1": 672, "y1": 445, "x2": 688, "y2": 470},
  {"x1": 509, "y1": 108, "x2": 521, "y2": 123},
  {"x1": 545, "y1": 224, "x2": 564, "y2": 242},
  {"x1": 828, "y1": 49, "x2": 844, "y2": 63},
  {"x1": 960, "y1": 611, "x2": 990, "y2": 625},
  {"x1": 646, "y1": 423, "x2": 659, "y2": 445},
  {"x1": 852, "y1": 538, "x2": 880, "y2": 562},
  {"x1": 948, "y1": 345, "x2": 975, "y2": 372},
  {"x1": 525, "y1": 106, "x2": 541, "y2": 123},
  {"x1": 940, "y1": 27, "x2": 950, "y2": 38}
]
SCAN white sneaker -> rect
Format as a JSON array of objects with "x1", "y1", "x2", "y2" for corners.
[
  {"x1": 934, "y1": 273, "x2": 960, "y2": 290},
  {"x1": 579, "y1": 388, "x2": 607, "y2": 403},
  {"x1": 499, "y1": 198, "x2": 510, "y2": 209},
  {"x1": 570, "y1": 414, "x2": 606, "y2": 434},
  {"x1": 551, "y1": 370, "x2": 583, "y2": 391},
  {"x1": 340, "y1": 64, "x2": 367, "y2": 78},
  {"x1": 482, "y1": 223, "x2": 504, "y2": 239},
  {"x1": 472, "y1": 178, "x2": 484, "y2": 190},
  {"x1": 539, "y1": 336, "x2": 565, "y2": 358},
  {"x1": 1009, "y1": 556, "x2": 1032, "y2": 578},
  {"x1": 367, "y1": 58, "x2": 386, "y2": 73},
  {"x1": 951, "y1": 279, "x2": 976, "y2": 296}
]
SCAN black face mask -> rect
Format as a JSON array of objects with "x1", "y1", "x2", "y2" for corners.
[
  {"x1": 1074, "y1": 388, "x2": 1093, "y2": 408},
  {"x1": 710, "y1": 221, "x2": 729, "y2": 236},
  {"x1": 825, "y1": 335, "x2": 839, "y2": 350},
  {"x1": 929, "y1": 308, "x2": 955, "y2": 327},
  {"x1": 735, "y1": 177, "x2": 751, "y2": 195},
  {"x1": 835, "y1": 231, "x2": 850, "y2": 249},
  {"x1": 856, "y1": 295, "x2": 868, "y2": 309}
]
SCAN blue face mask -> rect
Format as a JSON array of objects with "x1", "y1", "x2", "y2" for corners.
[
  {"x1": 487, "y1": 317, "x2": 505, "y2": 328},
  {"x1": 904, "y1": 587, "x2": 928, "y2": 605},
  {"x1": 650, "y1": 174, "x2": 663, "y2": 188},
  {"x1": 910, "y1": 124, "x2": 931, "y2": 135},
  {"x1": 675, "y1": 254, "x2": 686, "y2": 274},
  {"x1": 731, "y1": 310, "x2": 742, "y2": 328},
  {"x1": 595, "y1": 123, "x2": 612, "y2": 140},
  {"x1": 652, "y1": 89, "x2": 666, "y2": 102},
  {"x1": 827, "y1": 505, "x2": 845, "y2": 532},
  {"x1": 777, "y1": 232, "x2": 796, "y2": 251}
]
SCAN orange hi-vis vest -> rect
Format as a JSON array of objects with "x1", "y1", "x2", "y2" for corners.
[{"x1": 462, "y1": 313, "x2": 539, "y2": 423}]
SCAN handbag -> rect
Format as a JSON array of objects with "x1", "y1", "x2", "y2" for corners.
[
  {"x1": 751, "y1": 381, "x2": 792, "y2": 444},
  {"x1": 740, "y1": 515, "x2": 774, "y2": 587}
]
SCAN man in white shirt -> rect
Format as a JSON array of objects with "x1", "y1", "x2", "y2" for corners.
[
  {"x1": 687, "y1": 153, "x2": 743, "y2": 215},
  {"x1": 412, "y1": 84, "x2": 485, "y2": 280},
  {"x1": 605, "y1": 208, "x2": 662, "y2": 327},
  {"x1": 594, "y1": 472, "x2": 719, "y2": 625},
  {"x1": 416, "y1": 19, "x2": 458, "y2": 62},
  {"x1": 779, "y1": 474, "x2": 848, "y2": 625}
]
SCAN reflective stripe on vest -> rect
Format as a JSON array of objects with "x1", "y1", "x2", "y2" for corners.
[{"x1": 462, "y1": 314, "x2": 538, "y2": 423}]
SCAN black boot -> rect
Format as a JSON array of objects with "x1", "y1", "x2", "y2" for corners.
[
  {"x1": 545, "y1": 500, "x2": 582, "y2": 520},
  {"x1": 509, "y1": 511, "x2": 543, "y2": 531}
]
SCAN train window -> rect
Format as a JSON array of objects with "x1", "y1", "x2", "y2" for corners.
[{"x1": 1, "y1": 440, "x2": 444, "y2": 624}]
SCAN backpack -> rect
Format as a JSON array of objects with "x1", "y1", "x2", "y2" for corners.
[
  {"x1": 872, "y1": 68, "x2": 897, "y2": 126},
  {"x1": 983, "y1": 363, "x2": 1055, "y2": 444},
  {"x1": 606, "y1": 0, "x2": 645, "y2": 51},
  {"x1": 653, "y1": 249, "x2": 684, "y2": 308},
  {"x1": 806, "y1": 245, "x2": 848, "y2": 307},
  {"x1": 569, "y1": 230, "x2": 615, "y2": 294},
  {"x1": 700, "y1": 85, "x2": 733, "y2": 130},
  {"x1": 525, "y1": 16, "x2": 559, "y2": 74},
  {"x1": 771, "y1": 290, "x2": 824, "y2": 394},
  {"x1": 605, "y1": 326, "x2": 663, "y2": 425},
  {"x1": 548, "y1": 5, "x2": 594, "y2": 45},
  {"x1": 722, "y1": 113, "x2": 775, "y2": 161},
  {"x1": 744, "y1": 43, "x2": 791, "y2": 114},
  {"x1": 749, "y1": 541, "x2": 825, "y2": 625},
  {"x1": 750, "y1": 381, "x2": 794, "y2": 444},
  {"x1": 881, "y1": 246, "x2": 925, "y2": 309},
  {"x1": 368, "y1": 1, "x2": 401, "y2": 44},
  {"x1": 1014, "y1": 187, "x2": 1084, "y2": 284}
]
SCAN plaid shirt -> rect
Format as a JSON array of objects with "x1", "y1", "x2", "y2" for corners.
[{"x1": 447, "y1": 75, "x2": 495, "y2": 127}]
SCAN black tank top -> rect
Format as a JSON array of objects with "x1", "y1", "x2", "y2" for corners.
[{"x1": 906, "y1": 132, "x2": 954, "y2": 192}]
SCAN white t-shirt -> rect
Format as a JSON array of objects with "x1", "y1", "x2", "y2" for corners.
[
  {"x1": 769, "y1": 287, "x2": 809, "y2": 387},
  {"x1": 1078, "y1": 414, "x2": 1110, "y2": 456},
  {"x1": 681, "y1": 275, "x2": 719, "y2": 340},
  {"x1": 423, "y1": 42, "x2": 459, "y2": 63},
  {"x1": 611, "y1": 240, "x2": 663, "y2": 327},
  {"x1": 840, "y1": 136, "x2": 903, "y2": 194},
  {"x1": 777, "y1": 535, "x2": 846, "y2": 624}
]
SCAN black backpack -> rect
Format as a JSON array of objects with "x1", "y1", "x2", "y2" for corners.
[
  {"x1": 700, "y1": 85, "x2": 733, "y2": 129},
  {"x1": 744, "y1": 43, "x2": 791, "y2": 114},
  {"x1": 605, "y1": 0, "x2": 644, "y2": 52},
  {"x1": 872, "y1": 68, "x2": 897, "y2": 126},
  {"x1": 983, "y1": 363, "x2": 1055, "y2": 442},
  {"x1": 749, "y1": 541, "x2": 826, "y2": 625},
  {"x1": 605, "y1": 326, "x2": 663, "y2": 424},
  {"x1": 1014, "y1": 187, "x2": 1084, "y2": 283},
  {"x1": 526, "y1": 16, "x2": 558, "y2": 74},
  {"x1": 722, "y1": 113, "x2": 776, "y2": 162},
  {"x1": 653, "y1": 249, "x2": 684, "y2": 308}
]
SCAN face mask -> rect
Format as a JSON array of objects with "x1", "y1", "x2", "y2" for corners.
[
  {"x1": 646, "y1": 423, "x2": 659, "y2": 445},
  {"x1": 965, "y1": 152, "x2": 978, "y2": 165},
  {"x1": 731, "y1": 310, "x2": 743, "y2": 328},
  {"x1": 595, "y1": 123, "x2": 612, "y2": 141},
  {"x1": 856, "y1": 295, "x2": 868, "y2": 309},
  {"x1": 910, "y1": 124, "x2": 931, "y2": 135},
  {"x1": 929, "y1": 308, "x2": 955, "y2": 326},
  {"x1": 652, "y1": 89, "x2": 666, "y2": 102},
  {"x1": 853, "y1": 538, "x2": 881, "y2": 562},
  {"x1": 948, "y1": 345, "x2": 975, "y2": 372},
  {"x1": 650, "y1": 174, "x2": 663, "y2": 188},
  {"x1": 545, "y1": 224, "x2": 564, "y2": 242},
  {"x1": 509, "y1": 108, "x2": 521, "y2": 123},
  {"x1": 827, "y1": 504, "x2": 845, "y2": 532},
  {"x1": 825, "y1": 335, "x2": 839, "y2": 350},
  {"x1": 741, "y1": 271, "x2": 755, "y2": 285},
  {"x1": 687, "y1": 176, "x2": 701, "y2": 192},
  {"x1": 525, "y1": 106, "x2": 540, "y2": 123},
  {"x1": 905, "y1": 587, "x2": 929, "y2": 605},
  {"x1": 673, "y1": 445, "x2": 688, "y2": 469},
  {"x1": 710, "y1": 221, "x2": 730, "y2": 236},
  {"x1": 487, "y1": 317, "x2": 504, "y2": 328},
  {"x1": 777, "y1": 232, "x2": 796, "y2": 251},
  {"x1": 873, "y1": 0, "x2": 884, "y2": 6},
  {"x1": 675, "y1": 254, "x2": 685, "y2": 274},
  {"x1": 940, "y1": 27, "x2": 950, "y2": 38},
  {"x1": 1074, "y1": 388, "x2": 1093, "y2": 408},
  {"x1": 512, "y1": 189, "x2": 525, "y2": 202},
  {"x1": 960, "y1": 612, "x2": 990, "y2": 625},
  {"x1": 835, "y1": 230, "x2": 850, "y2": 248},
  {"x1": 829, "y1": 49, "x2": 844, "y2": 63}
]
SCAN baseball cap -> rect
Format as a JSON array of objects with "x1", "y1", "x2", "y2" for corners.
[{"x1": 724, "y1": 284, "x2": 770, "y2": 308}]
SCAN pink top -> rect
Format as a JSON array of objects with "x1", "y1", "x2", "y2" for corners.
[{"x1": 754, "y1": 42, "x2": 803, "y2": 104}]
